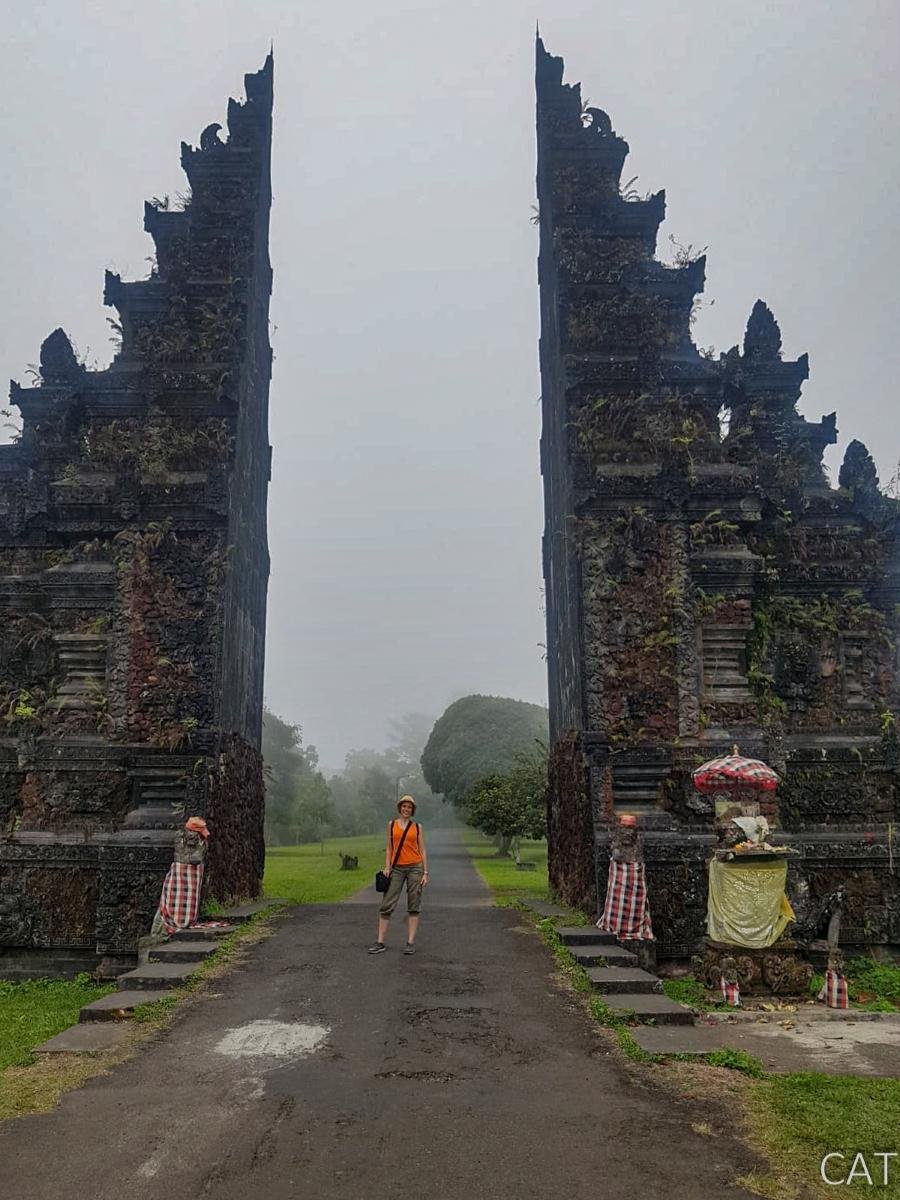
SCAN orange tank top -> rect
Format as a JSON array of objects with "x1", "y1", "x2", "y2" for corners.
[{"x1": 390, "y1": 819, "x2": 423, "y2": 867}]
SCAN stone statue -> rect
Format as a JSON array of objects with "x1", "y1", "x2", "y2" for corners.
[
  {"x1": 598, "y1": 813, "x2": 654, "y2": 944},
  {"x1": 720, "y1": 954, "x2": 740, "y2": 1006},
  {"x1": 714, "y1": 805, "x2": 745, "y2": 851},
  {"x1": 150, "y1": 817, "x2": 210, "y2": 939},
  {"x1": 610, "y1": 812, "x2": 642, "y2": 863},
  {"x1": 818, "y1": 946, "x2": 849, "y2": 1008}
]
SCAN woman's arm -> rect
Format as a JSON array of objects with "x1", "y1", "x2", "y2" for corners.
[
  {"x1": 420, "y1": 827, "x2": 428, "y2": 885},
  {"x1": 384, "y1": 822, "x2": 393, "y2": 874}
]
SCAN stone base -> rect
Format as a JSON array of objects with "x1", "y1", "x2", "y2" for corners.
[
  {"x1": 0, "y1": 946, "x2": 103, "y2": 982},
  {"x1": 692, "y1": 937, "x2": 813, "y2": 995},
  {"x1": 0, "y1": 946, "x2": 137, "y2": 982},
  {"x1": 96, "y1": 954, "x2": 138, "y2": 980},
  {"x1": 620, "y1": 937, "x2": 658, "y2": 974}
]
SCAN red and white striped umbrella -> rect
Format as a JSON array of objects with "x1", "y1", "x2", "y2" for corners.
[{"x1": 692, "y1": 744, "x2": 780, "y2": 793}]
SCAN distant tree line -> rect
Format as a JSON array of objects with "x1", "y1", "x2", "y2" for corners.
[
  {"x1": 263, "y1": 695, "x2": 551, "y2": 855},
  {"x1": 262, "y1": 710, "x2": 453, "y2": 846}
]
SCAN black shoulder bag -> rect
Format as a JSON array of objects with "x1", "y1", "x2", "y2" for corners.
[{"x1": 375, "y1": 821, "x2": 416, "y2": 893}]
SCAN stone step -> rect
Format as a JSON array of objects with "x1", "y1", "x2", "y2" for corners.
[
  {"x1": 557, "y1": 926, "x2": 618, "y2": 946},
  {"x1": 586, "y1": 966, "x2": 662, "y2": 995},
  {"x1": 630, "y1": 1026, "x2": 729, "y2": 1057},
  {"x1": 218, "y1": 899, "x2": 285, "y2": 922},
  {"x1": 149, "y1": 940, "x2": 219, "y2": 965},
  {"x1": 117, "y1": 961, "x2": 199, "y2": 990},
  {"x1": 602, "y1": 992, "x2": 694, "y2": 1026},
  {"x1": 36, "y1": 1022, "x2": 134, "y2": 1052},
  {"x1": 171, "y1": 923, "x2": 238, "y2": 941},
  {"x1": 572, "y1": 944, "x2": 638, "y2": 968},
  {"x1": 80, "y1": 989, "x2": 171, "y2": 1022}
]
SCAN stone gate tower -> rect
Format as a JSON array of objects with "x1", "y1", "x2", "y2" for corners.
[
  {"x1": 536, "y1": 39, "x2": 900, "y2": 957},
  {"x1": 0, "y1": 57, "x2": 273, "y2": 977}
]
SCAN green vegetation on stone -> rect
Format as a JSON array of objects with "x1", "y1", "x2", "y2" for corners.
[
  {"x1": 661, "y1": 975, "x2": 731, "y2": 1012},
  {"x1": 0, "y1": 975, "x2": 115, "y2": 1070},
  {"x1": 263, "y1": 835, "x2": 384, "y2": 903}
]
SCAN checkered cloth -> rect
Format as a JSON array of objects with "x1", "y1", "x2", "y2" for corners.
[
  {"x1": 597, "y1": 861, "x2": 654, "y2": 940},
  {"x1": 818, "y1": 969, "x2": 849, "y2": 1009},
  {"x1": 720, "y1": 977, "x2": 741, "y2": 1006},
  {"x1": 692, "y1": 750, "x2": 779, "y2": 792},
  {"x1": 156, "y1": 862, "x2": 204, "y2": 936}
]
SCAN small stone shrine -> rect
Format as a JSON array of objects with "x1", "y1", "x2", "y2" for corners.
[
  {"x1": 0, "y1": 57, "x2": 273, "y2": 977},
  {"x1": 536, "y1": 37, "x2": 900, "y2": 962}
]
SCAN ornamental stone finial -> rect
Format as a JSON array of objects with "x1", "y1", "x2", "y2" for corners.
[
  {"x1": 743, "y1": 299, "x2": 782, "y2": 362},
  {"x1": 38, "y1": 328, "x2": 81, "y2": 384}
]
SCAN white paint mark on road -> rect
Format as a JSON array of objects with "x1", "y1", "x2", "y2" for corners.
[{"x1": 215, "y1": 1020, "x2": 329, "y2": 1060}]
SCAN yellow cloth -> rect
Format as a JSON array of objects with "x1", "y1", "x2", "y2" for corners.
[{"x1": 706, "y1": 857, "x2": 794, "y2": 948}]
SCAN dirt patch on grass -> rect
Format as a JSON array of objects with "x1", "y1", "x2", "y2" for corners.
[{"x1": 0, "y1": 1025, "x2": 150, "y2": 1121}]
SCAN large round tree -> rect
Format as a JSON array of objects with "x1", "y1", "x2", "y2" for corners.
[{"x1": 420, "y1": 694, "x2": 548, "y2": 806}]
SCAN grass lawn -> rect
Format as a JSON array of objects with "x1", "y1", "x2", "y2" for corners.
[
  {"x1": 459, "y1": 826, "x2": 549, "y2": 901},
  {"x1": 0, "y1": 975, "x2": 115, "y2": 1071},
  {"x1": 263, "y1": 834, "x2": 383, "y2": 903},
  {"x1": 744, "y1": 1073, "x2": 900, "y2": 1198}
]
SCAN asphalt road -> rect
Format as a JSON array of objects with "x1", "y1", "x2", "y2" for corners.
[{"x1": 0, "y1": 828, "x2": 758, "y2": 1199}]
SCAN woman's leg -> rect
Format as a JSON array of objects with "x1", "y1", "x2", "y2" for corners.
[
  {"x1": 405, "y1": 867, "x2": 424, "y2": 944},
  {"x1": 374, "y1": 869, "x2": 405, "y2": 944}
]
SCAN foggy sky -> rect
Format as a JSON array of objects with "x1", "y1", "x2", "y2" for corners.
[{"x1": 2, "y1": 1, "x2": 898, "y2": 771}]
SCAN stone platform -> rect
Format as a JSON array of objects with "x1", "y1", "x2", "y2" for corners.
[{"x1": 632, "y1": 1010, "x2": 900, "y2": 1076}]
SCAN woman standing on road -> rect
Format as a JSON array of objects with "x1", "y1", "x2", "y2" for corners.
[{"x1": 368, "y1": 795, "x2": 428, "y2": 955}]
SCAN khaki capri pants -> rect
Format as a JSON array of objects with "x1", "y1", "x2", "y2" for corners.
[{"x1": 379, "y1": 864, "x2": 425, "y2": 917}]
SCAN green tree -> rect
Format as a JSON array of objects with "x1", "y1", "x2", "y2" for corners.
[
  {"x1": 262, "y1": 708, "x2": 332, "y2": 845},
  {"x1": 465, "y1": 748, "x2": 548, "y2": 858},
  {"x1": 360, "y1": 764, "x2": 394, "y2": 810},
  {"x1": 421, "y1": 694, "x2": 549, "y2": 806},
  {"x1": 293, "y1": 744, "x2": 335, "y2": 843}
]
